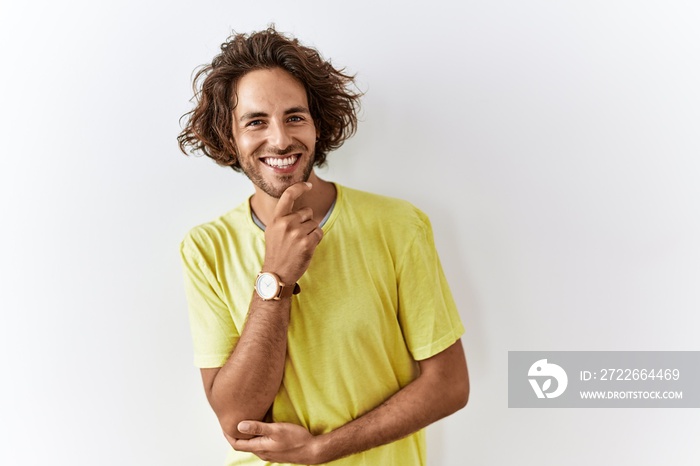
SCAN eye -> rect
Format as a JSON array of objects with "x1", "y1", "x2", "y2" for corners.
[
  {"x1": 287, "y1": 115, "x2": 304, "y2": 123},
  {"x1": 246, "y1": 120, "x2": 264, "y2": 127}
]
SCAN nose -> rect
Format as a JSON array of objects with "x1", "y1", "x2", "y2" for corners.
[{"x1": 268, "y1": 120, "x2": 293, "y2": 151}]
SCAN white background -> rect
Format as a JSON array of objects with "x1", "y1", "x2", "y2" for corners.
[{"x1": 1, "y1": 1, "x2": 699, "y2": 465}]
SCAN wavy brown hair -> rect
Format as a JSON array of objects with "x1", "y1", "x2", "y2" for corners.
[{"x1": 177, "y1": 27, "x2": 362, "y2": 171}]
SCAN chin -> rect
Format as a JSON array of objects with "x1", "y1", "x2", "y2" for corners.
[
  {"x1": 243, "y1": 155, "x2": 315, "y2": 198},
  {"x1": 258, "y1": 176, "x2": 304, "y2": 199}
]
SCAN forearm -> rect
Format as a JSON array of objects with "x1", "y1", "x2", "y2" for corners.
[
  {"x1": 315, "y1": 359, "x2": 468, "y2": 462},
  {"x1": 231, "y1": 340, "x2": 469, "y2": 463},
  {"x1": 208, "y1": 292, "x2": 291, "y2": 437}
]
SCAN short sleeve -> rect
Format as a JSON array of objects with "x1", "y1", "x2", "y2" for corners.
[
  {"x1": 396, "y1": 212, "x2": 464, "y2": 361},
  {"x1": 180, "y1": 232, "x2": 239, "y2": 368}
]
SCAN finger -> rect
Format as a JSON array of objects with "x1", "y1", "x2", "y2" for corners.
[
  {"x1": 230, "y1": 436, "x2": 268, "y2": 453},
  {"x1": 302, "y1": 226, "x2": 323, "y2": 249},
  {"x1": 293, "y1": 206, "x2": 314, "y2": 224},
  {"x1": 273, "y1": 182, "x2": 312, "y2": 218},
  {"x1": 308, "y1": 225, "x2": 323, "y2": 240},
  {"x1": 238, "y1": 420, "x2": 270, "y2": 437}
]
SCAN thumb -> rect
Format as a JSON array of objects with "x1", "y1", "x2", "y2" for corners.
[
  {"x1": 238, "y1": 420, "x2": 267, "y2": 436},
  {"x1": 273, "y1": 182, "x2": 312, "y2": 217}
]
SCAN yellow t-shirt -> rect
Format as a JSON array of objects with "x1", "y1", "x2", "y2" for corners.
[{"x1": 180, "y1": 184, "x2": 464, "y2": 465}]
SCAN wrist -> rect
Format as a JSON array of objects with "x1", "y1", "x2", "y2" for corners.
[
  {"x1": 261, "y1": 256, "x2": 307, "y2": 283},
  {"x1": 260, "y1": 264, "x2": 296, "y2": 286},
  {"x1": 308, "y1": 433, "x2": 333, "y2": 465}
]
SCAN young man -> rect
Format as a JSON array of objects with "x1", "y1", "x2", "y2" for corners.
[{"x1": 178, "y1": 27, "x2": 469, "y2": 465}]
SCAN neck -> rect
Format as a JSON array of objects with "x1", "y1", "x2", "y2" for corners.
[{"x1": 250, "y1": 171, "x2": 336, "y2": 226}]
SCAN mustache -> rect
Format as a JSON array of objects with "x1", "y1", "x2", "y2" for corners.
[{"x1": 256, "y1": 143, "x2": 308, "y2": 157}]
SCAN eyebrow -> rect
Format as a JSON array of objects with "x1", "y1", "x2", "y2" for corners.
[{"x1": 238, "y1": 106, "x2": 311, "y2": 122}]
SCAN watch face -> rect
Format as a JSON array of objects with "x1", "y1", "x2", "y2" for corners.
[{"x1": 255, "y1": 273, "x2": 279, "y2": 300}]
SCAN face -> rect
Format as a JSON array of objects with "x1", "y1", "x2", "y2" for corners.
[{"x1": 231, "y1": 68, "x2": 318, "y2": 199}]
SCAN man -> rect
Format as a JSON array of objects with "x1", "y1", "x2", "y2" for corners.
[{"x1": 178, "y1": 27, "x2": 469, "y2": 465}]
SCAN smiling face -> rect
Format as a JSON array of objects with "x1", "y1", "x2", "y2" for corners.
[{"x1": 231, "y1": 68, "x2": 318, "y2": 199}]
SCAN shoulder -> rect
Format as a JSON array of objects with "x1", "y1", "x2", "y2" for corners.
[
  {"x1": 180, "y1": 200, "x2": 252, "y2": 258},
  {"x1": 339, "y1": 185, "x2": 432, "y2": 232}
]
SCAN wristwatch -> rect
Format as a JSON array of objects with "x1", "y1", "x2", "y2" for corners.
[{"x1": 254, "y1": 272, "x2": 301, "y2": 301}]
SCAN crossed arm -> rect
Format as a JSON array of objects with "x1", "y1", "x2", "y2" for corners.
[
  {"x1": 231, "y1": 339, "x2": 468, "y2": 464},
  {"x1": 202, "y1": 328, "x2": 469, "y2": 464}
]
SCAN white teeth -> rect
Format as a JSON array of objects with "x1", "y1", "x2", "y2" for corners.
[{"x1": 263, "y1": 155, "x2": 298, "y2": 168}]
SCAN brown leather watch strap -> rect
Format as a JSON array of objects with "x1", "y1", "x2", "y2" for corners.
[{"x1": 278, "y1": 282, "x2": 301, "y2": 299}]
